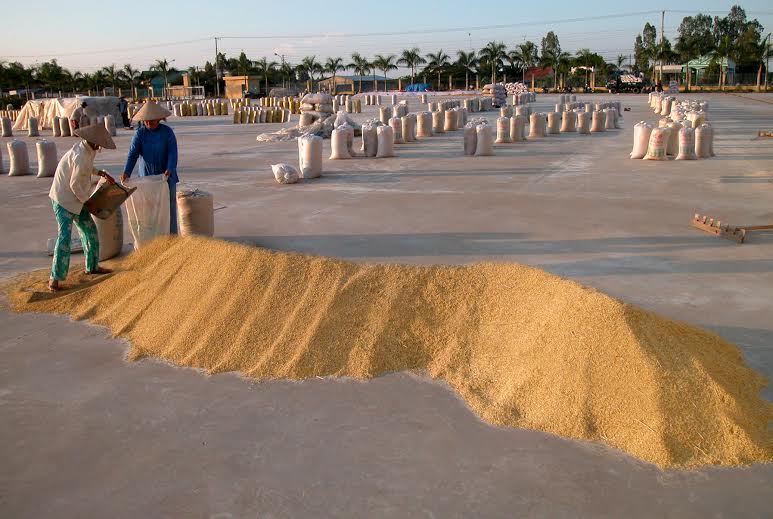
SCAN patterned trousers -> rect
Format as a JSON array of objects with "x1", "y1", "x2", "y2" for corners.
[{"x1": 51, "y1": 201, "x2": 99, "y2": 281}]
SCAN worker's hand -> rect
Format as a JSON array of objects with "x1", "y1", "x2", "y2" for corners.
[
  {"x1": 163, "y1": 170, "x2": 172, "y2": 179},
  {"x1": 120, "y1": 173, "x2": 129, "y2": 183},
  {"x1": 98, "y1": 170, "x2": 116, "y2": 185}
]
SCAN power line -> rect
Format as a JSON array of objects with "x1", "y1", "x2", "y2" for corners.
[
  {"x1": 218, "y1": 11, "x2": 663, "y2": 40},
  {"x1": 2, "y1": 37, "x2": 212, "y2": 59}
]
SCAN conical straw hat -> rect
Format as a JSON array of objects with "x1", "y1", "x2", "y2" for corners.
[
  {"x1": 74, "y1": 123, "x2": 116, "y2": 149},
  {"x1": 132, "y1": 101, "x2": 172, "y2": 122}
]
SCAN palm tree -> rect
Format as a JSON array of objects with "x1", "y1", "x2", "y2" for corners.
[
  {"x1": 300, "y1": 56, "x2": 320, "y2": 91},
  {"x1": 398, "y1": 48, "x2": 426, "y2": 85},
  {"x1": 575, "y1": 48, "x2": 594, "y2": 86},
  {"x1": 254, "y1": 57, "x2": 277, "y2": 95},
  {"x1": 151, "y1": 59, "x2": 175, "y2": 97},
  {"x1": 513, "y1": 41, "x2": 538, "y2": 88},
  {"x1": 122, "y1": 64, "x2": 140, "y2": 98},
  {"x1": 713, "y1": 36, "x2": 732, "y2": 91},
  {"x1": 616, "y1": 54, "x2": 627, "y2": 71},
  {"x1": 425, "y1": 50, "x2": 450, "y2": 90},
  {"x1": 456, "y1": 50, "x2": 478, "y2": 90},
  {"x1": 324, "y1": 57, "x2": 346, "y2": 93},
  {"x1": 478, "y1": 41, "x2": 507, "y2": 85},
  {"x1": 347, "y1": 53, "x2": 371, "y2": 93},
  {"x1": 372, "y1": 54, "x2": 397, "y2": 92},
  {"x1": 100, "y1": 64, "x2": 120, "y2": 93},
  {"x1": 279, "y1": 61, "x2": 293, "y2": 89}
]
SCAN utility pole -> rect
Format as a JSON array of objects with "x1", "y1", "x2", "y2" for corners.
[
  {"x1": 214, "y1": 36, "x2": 221, "y2": 97},
  {"x1": 659, "y1": 10, "x2": 665, "y2": 84},
  {"x1": 766, "y1": 32, "x2": 771, "y2": 92}
]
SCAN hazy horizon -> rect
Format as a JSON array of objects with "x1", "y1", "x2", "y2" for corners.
[{"x1": 3, "y1": 1, "x2": 772, "y2": 74}]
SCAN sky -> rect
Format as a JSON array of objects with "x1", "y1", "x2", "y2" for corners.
[{"x1": 2, "y1": 0, "x2": 772, "y2": 74}]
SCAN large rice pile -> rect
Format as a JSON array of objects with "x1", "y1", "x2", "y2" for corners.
[{"x1": 7, "y1": 236, "x2": 772, "y2": 468}]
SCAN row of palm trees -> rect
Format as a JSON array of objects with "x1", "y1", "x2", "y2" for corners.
[{"x1": 284, "y1": 41, "x2": 545, "y2": 93}]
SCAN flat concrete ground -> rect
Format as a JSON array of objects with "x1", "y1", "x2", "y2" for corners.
[{"x1": 1, "y1": 93, "x2": 772, "y2": 518}]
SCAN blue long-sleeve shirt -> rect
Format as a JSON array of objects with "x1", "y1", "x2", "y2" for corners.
[{"x1": 123, "y1": 123, "x2": 179, "y2": 184}]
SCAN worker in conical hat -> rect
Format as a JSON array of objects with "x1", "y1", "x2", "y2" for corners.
[
  {"x1": 48, "y1": 124, "x2": 118, "y2": 292},
  {"x1": 120, "y1": 101, "x2": 179, "y2": 233}
]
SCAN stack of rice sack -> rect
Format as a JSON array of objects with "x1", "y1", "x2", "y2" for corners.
[
  {"x1": 482, "y1": 83, "x2": 507, "y2": 108},
  {"x1": 174, "y1": 100, "x2": 230, "y2": 117},
  {"x1": 233, "y1": 105, "x2": 291, "y2": 124},
  {"x1": 298, "y1": 92, "x2": 334, "y2": 127},
  {"x1": 260, "y1": 96, "x2": 301, "y2": 114}
]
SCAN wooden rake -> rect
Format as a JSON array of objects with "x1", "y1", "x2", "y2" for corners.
[{"x1": 692, "y1": 214, "x2": 773, "y2": 244}]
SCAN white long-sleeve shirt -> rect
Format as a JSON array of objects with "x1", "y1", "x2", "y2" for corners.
[{"x1": 49, "y1": 140, "x2": 100, "y2": 214}]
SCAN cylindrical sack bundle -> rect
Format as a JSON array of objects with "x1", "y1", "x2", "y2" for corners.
[
  {"x1": 233, "y1": 109, "x2": 242, "y2": 124},
  {"x1": 666, "y1": 122, "x2": 682, "y2": 156},
  {"x1": 515, "y1": 105, "x2": 529, "y2": 118},
  {"x1": 463, "y1": 125, "x2": 477, "y2": 156},
  {"x1": 259, "y1": 110, "x2": 268, "y2": 123},
  {"x1": 510, "y1": 115, "x2": 527, "y2": 142},
  {"x1": 696, "y1": 124, "x2": 714, "y2": 158},
  {"x1": 332, "y1": 98, "x2": 339, "y2": 113},
  {"x1": 402, "y1": 116, "x2": 416, "y2": 143},
  {"x1": 354, "y1": 99, "x2": 361, "y2": 113},
  {"x1": 416, "y1": 112, "x2": 433, "y2": 138},
  {"x1": 52, "y1": 116, "x2": 62, "y2": 137},
  {"x1": 272, "y1": 163, "x2": 300, "y2": 184},
  {"x1": 458, "y1": 108, "x2": 467, "y2": 127},
  {"x1": 330, "y1": 126, "x2": 351, "y2": 159},
  {"x1": 36, "y1": 140, "x2": 57, "y2": 177},
  {"x1": 7, "y1": 140, "x2": 30, "y2": 176},
  {"x1": 432, "y1": 111, "x2": 445, "y2": 133},
  {"x1": 604, "y1": 108, "x2": 617, "y2": 130},
  {"x1": 495, "y1": 117, "x2": 511, "y2": 143},
  {"x1": 428, "y1": 101, "x2": 436, "y2": 112},
  {"x1": 93, "y1": 205, "x2": 124, "y2": 260},
  {"x1": 105, "y1": 115, "x2": 117, "y2": 136},
  {"x1": 547, "y1": 112, "x2": 561, "y2": 134},
  {"x1": 240, "y1": 110, "x2": 249, "y2": 124},
  {"x1": 630, "y1": 122, "x2": 653, "y2": 159},
  {"x1": 376, "y1": 95, "x2": 382, "y2": 105},
  {"x1": 475, "y1": 125, "x2": 494, "y2": 156},
  {"x1": 248, "y1": 109, "x2": 257, "y2": 124},
  {"x1": 444, "y1": 109, "x2": 456, "y2": 131},
  {"x1": 388, "y1": 117, "x2": 403, "y2": 144},
  {"x1": 298, "y1": 135, "x2": 323, "y2": 177},
  {"x1": 376, "y1": 125, "x2": 395, "y2": 158},
  {"x1": 660, "y1": 97, "x2": 672, "y2": 116},
  {"x1": 379, "y1": 106, "x2": 391, "y2": 124},
  {"x1": 28, "y1": 117, "x2": 40, "y2": 137},
  {"x1": 391, "y1": 94, "x2": 397, "y2": 105},
  {"x1": 584, "y1": 103, "x2": 592, "y2": 112},
  {"x1": 675, "y1": 127, "x2": 697, "y2": 160},
  {"x1": 344, "y1": 125, "x2": 355, "y2": 156},
  {"x1": 500, "y1": 106, "x2": 512, "y2": 117},
  {"x1": 577, "y1": 111, "x2": 591, "y2": 134},
  {"x1": 529, "y1": 113, "x2": 546, "y2": 138},
  {"x1": 180, "y1": 104, "x2": 189, "y2": 117},
  {"x1": 177, "y1": 188, "x2": 214, "y2": 237},
  {"x1": 590, "y1": 111, "x2": 606, "y2": 133},
  {"x1": 644, "y1": 127, "x2": 669, "y2": 160},
  {"x1": 1, "y1": 117, "x2": 12, "y2": 137},
  {"x1": 361, "y1": 125, "x2": 378, "y2": 157},
  {"x1": 554, "y1": 103, "x2": 562, "y2": 113},
  {"x1": 60, "y1": 117, "x2": 71, "y2": 136},
  {"x1": 345, "y1": 99, "x2": 353, "y2": 113},
  {"x1": 560, "y1": 111, "x2": 576, "y2": 133}
]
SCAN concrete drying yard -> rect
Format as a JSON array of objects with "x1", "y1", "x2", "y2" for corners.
[{"x1": 1, "y1": 93, "x2": 772, "y2": 517}]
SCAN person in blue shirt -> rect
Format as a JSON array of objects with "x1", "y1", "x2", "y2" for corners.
[{"x1": 120, "y1": 101, "x2": 179, "y2": 233}]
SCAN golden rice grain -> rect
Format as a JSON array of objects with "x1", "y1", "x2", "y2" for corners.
[{"x1": 7, "y1": 236, "x2": 772, "y2": 468}]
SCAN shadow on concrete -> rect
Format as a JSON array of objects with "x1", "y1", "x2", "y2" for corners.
[
  {"x1": 720, "y1": 176, "x2": 773, "y2": 183},
  {"x1": 704, "y1": 324, "x2": 773, "y2": 400},
  {"x1": 225, "y1": 233, "x2": 735, "y2": 260}
]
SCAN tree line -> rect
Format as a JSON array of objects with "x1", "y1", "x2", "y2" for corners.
[
  {"x1": 632, "y1": 5, "x2": 769, "y2": 88},
  {"x1": 1, "y1": 5, "x2": 768, "y2": 100}
]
